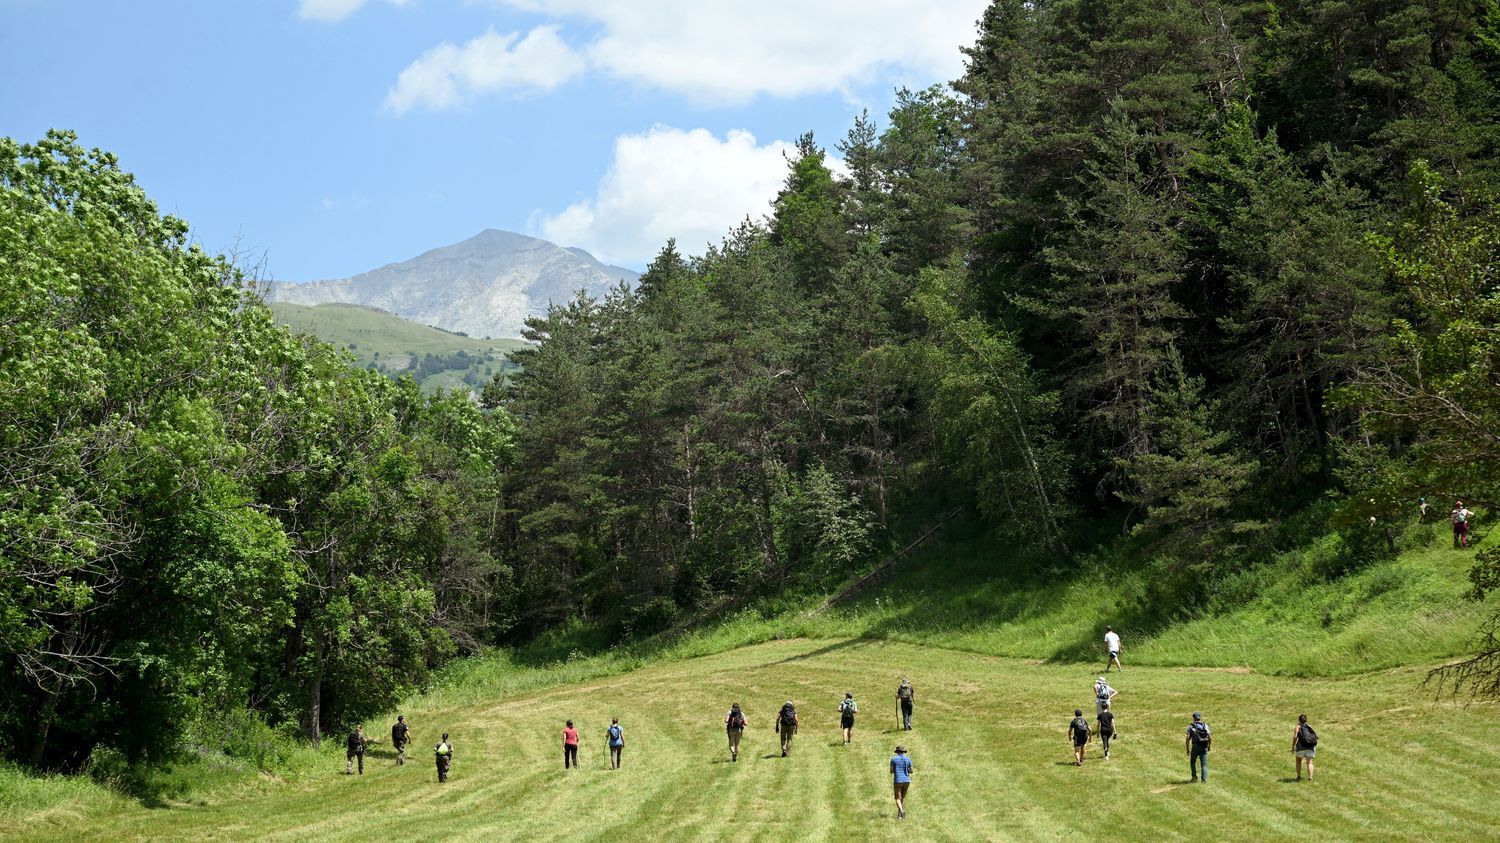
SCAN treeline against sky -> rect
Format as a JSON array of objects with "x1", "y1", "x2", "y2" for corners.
[{"x1": 4, "y1": 0, "x2": 1500, "y2": 770}]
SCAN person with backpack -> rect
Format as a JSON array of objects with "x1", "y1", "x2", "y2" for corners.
[
  {"x1": 1097, "y1": 701, "x2": 1116, "y2": 761},
  {"x1": 1293, "y1": 714, "x2": 1317, "y2": 781},
  {"x1": 563, "y1": 719, "x2": 580, "y2": 769},
  {"x1": 775, "y1": 700, "x2": 799, "y2": 757},
  {"x1": 1186, "y1": 712, "x2": 1211, "y2": 782},
  {"x1": 896, "y1": 678, "x2": 914, "y2": 730},
  {"x1": 434, "y1": 732, "x2": 454, "y2": 783},
  {"x1": 1094, "y1": 677, "x2": 1118, "y2": 717},
  {"x1": 345, "y1": 724, "x2": 368, "y2": 775},
  {"x1": 606, "y1": 717, "x2": 624, "y2": 770},
  {"x1": 1453, "y1": 501, "x2": 1474, "y2": 549},
  {"x1": 889, "y1": 744, "x2": 913, "y2": 819},
  {"x1": 1068, "y1": 708, "x2": 1091, "y2": 765},
  {"x1": 838, "y1": 692, "x2": 859, "y2": 745},
  {"x1": 391, "y1": 715, "x2": 410, "y2": 766},
  {"x1": 1104, "y1": 626, "x2": 1123, "y2": 672},
  {"x1": 725, "y1": 703, "x2": 747, "y2": 762}
]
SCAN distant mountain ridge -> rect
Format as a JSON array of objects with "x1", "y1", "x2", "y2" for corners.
[{"x1": 269, "y1": 229, "x2": 639, "y2": 339}]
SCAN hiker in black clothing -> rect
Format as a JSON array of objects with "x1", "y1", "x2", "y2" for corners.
[
  {"x1": 391, "y1": 715, "x2": 411, "y2": 766},
  {"x1": 897, "y1": 678, "x2": 914, "y2": 730},
  {"x1": 345, "y1": 725, "x2": 368, "y2": 775},
  {"x1": 1293, "y1": 714, "x2": 1318, "y2": 781},
  {"x1": 1068, "y1": 709, "x2": 1091, "y2": 766},
  {"x1": 1097, "y1": 701, "x2": 1116, "y2": 760},
  {"x1": 1186, "y1": 712, "x2": 1211, "y2": 782},
  {"x1": 776, "y1": 701, "x2": 799, "y2": 757},
  {"x1": 434, "y1": 733, "x2": 454, "y2": 783}
]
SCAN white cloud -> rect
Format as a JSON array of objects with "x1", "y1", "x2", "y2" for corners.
[
  {"x1": 533, "y1": 126, "x2": 800, "y2": 267},
  {"x1": 496, "y1": 0, "x2": 990, "y2": 102},
  {"x1": 383, "y1": 26, "x2": 585, "y2": 114},
  {"x1": 298, "y1": 0, "x2": 408, "y2": 24}
]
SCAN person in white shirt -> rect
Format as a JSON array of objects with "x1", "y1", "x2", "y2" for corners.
[
  {"x1": 1104, "y1": 626, "x2": 1123, "y2": 672},
  {"x1": 1453, "y1": 501, "x2": 1474, "y2": 549}
]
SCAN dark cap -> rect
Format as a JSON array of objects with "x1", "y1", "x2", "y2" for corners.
[
  {"x1": 894, "y1": 745, "x2": 906, "y2": 753},
  {"x1": 1192, "y1": 712, "x2": 1201, "y2": 720}
]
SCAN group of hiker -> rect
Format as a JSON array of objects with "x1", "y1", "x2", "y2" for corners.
[{"x1": 342, "y1": 716, "x2": 454, "y2": 783}]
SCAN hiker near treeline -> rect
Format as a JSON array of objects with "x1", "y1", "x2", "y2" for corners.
[
  {"x1": 1293, "y1": 714, "x2": 1318, "y2": 781},
  {"x1": 776, "y1": 700, "x2": 799, "y2": 757},
  {"x1": 607, "y1": 717, "x2": 624, "y2": 770},
  {"x1": 839, "y1": 692, "x2": 858, "y2": 745},
  {"x1": 391, "y1": 715, "x2": 410, "y2": 767},
  {"x1": 725, "y1": 703, "x2": 747, "y2": 762},
  {"x1": 1068, "y1": 708, "x2": 1091, "y2": 766},
  {"x1": 1186, "y1": 712, "x2": 1211, "y2": 782},
  {"x1": 890, "y1": 744, "x2": 913, "y2": 820},
  {"x1": 897, "y1": 678, "x2": 914, "y2": 730},
  {"x1": 563, "y1": 719, "x2": 580, "y2": 769},
  {"x1": 1097, "y1": 701, "x2": 1116, "y2": 761},
  {"x1": 345, "y1": 724, "x2": 367, "y2": 775},
  {"x1": 1094, "y1": 677, "x2": 1118, "y2": 716},
  {"x1": 1453, "y1": 501, "x2": 1474, "y2": 549},
  {"x1": 1104, "y1": 626, "x2": 1123, "y2": 672},
  {"x1": 434, "y1": 732, "x2": 453, "y2": 782}
]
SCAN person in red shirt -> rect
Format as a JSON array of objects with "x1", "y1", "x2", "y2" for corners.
[{"x1": 563, "y1": 720, "x2": 580, "y2": 769}]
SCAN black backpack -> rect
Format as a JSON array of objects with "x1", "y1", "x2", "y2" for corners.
[
  {"x1": 727, "y1": 709, "x2": 745, "y2": 729},
  {"x1": 1190, "y1": 722, "x2": 1212, "y2": 747},
  {"x1": 780, "y1": 705, "x2": 797, "y2": 727},
  {"x1": 1299, "y1": 725, "x2": 1318, "y2": 748},
  {"x1": 1072, "y1": 717, "x2": 1090, "y2": 738}
]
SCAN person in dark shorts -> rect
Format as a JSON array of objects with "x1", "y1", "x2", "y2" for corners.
[
  {"x1": 434, "y1": 733, "x2": 454, "y2": 782},
  {"x1": 1293, "y1": 714, "x2": 1317, "y2": 781},
  {"x1": 1068, "y1": 709, "x2": 1091, "y2": 765},
  {"x1": 725, "y1": 703, "x2": 747, "y2": 761},
  {"x1": 1186, "y1": 712, "x2": 1211, "y2": 781},
  {"x1": 391, "y1": 715, "x2": 410, "y2": 766},
  {"x1": 838, "y1": 692, "x2": 858, "y2": 745},
  {"x1": 606, "y1": 717, "x2": 624, "y2": 770},
  {"x1": 563, "y1": 720, "x2": 579, "y2": 769},
  {"x1": 890, "y1": 744, "x2": 913, "y2": 819},
  {"x1": 1097, "y1": 702, "x2": 1115, "y2": 760},
  {"x1": 345, "y1": 724, "x2": 367, "y2": 775}
]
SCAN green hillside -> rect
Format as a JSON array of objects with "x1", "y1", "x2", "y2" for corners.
[{"x1": 269, "y1": 301, "x2": 526, "y2": 391}]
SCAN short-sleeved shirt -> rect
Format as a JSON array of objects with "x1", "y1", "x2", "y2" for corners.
[
  {"x1": 725, "y1": 710, "x2": 747, "y2": 730},
  {"x1": 563, "y1": 727, "x2": 579, "y2": 746},
  {"x1": 608, "y1": 725, "x2": 624, "y2": 747},
  {"x1": 890, "y1": 754, "x2": 913, "y2": 783},
  {"x1": 1105, "y1": 631, "x2": 1121, "y2": 652},
  {"x1": 1097, "y1": 711, "x2": 1114, "y2": 735}
]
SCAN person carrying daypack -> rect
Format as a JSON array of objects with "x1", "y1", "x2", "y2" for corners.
[
  {"x1": 776, "y1": 701, "x2": 799, "y2": 757},
  {"x1": 1097, "y1": 701, "x2": 1116, "y2": 761},
  {"x1": 1094, "y1": 677, "x2": 1118, "y2": 717},
  {"x1": 896, "y1": 678, "x2": 915, "y2": 730},
  {"x1": 1453, "y1": 501, "x2": 1474, "y2": 549},
  {"x1": 1293, "y1": 714, "x2": 1318, "y2": 781},
  {"x1": 1185, "y1": 712, "x2": 1211, "y2": 782},
  {"x1": 839, "y1": 692, "x2": 859, "y2": 745},
  {"x1": 1068, "y1": 709, "x2": 1091, "y2": 766},
  {"x1": 606, "y1": 717, "x2": 624, "y2": 770},
  {"x1": 725, "y1": 703, "x2": 748, "y2": 762},
  {"x1": 345, "y1": 725, "x2": 367, "y2": 775},
  {"x1": 434, "y1": 732, "x2": 454, "y2": 783},
  {"x1": 391, "y1": 715, "x2": 410, "y2": 766}
]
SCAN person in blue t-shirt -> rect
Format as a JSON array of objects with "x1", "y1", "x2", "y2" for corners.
[
  {"x1": 889, "y1": 745, "x2": 913, "y2": 819},
  {"x1": 606, "y1": 717, "x2": 624, "y2": 769}
]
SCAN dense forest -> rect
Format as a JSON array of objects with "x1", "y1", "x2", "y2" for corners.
[{"x1": 4, "y1": 0, "x2": 1500, "y2": 771}]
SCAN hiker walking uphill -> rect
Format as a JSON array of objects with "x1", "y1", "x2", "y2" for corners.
[
  {"x1": 345, "y1": 725, "x2": 368, "y2": 775},
  {"x1": 1068, "y1": 709, "x2": 1091, "y2": 766},
  {"x1": 1293, "y1": 714, "x2": 1318, "y2": 781},
  {"x1": 391, "y1": 715, "x2": 410, "y2": 767},
  {"x1": 1186, "y1": 712, "x2": 1212, "y2": 782},
  {"x1": 563, "y1": 720, "x2": 580, "y2": 769},
  {"x1": 838, "y1": 692, "x2": 859, "y2": 745},
  {"x1": 1097, "y1": 702, "x2": 1116, "y2": 760},
  {"x1": 434, "y1": 733, "x2": 454, "y2": 783},
  {"x1": 1104, "y1": 626, "x2": 1123, "y2": 672},
  {"x1": 725, "y1": 703, "x2": 747, "y2": 762},
  {"x1": 606, "y1": 718, "x2": 624, "y2": 770},
  {"x1": 897, "y1": 678, "x2": 915, "y2": 730},
  {"x1": 889, "y1": 745, "x2": 913, "y2": 820},
  {"x1": 1453, "y1": 501, "x2": 1474, "y2": 549},
  {"x1": 776, "y1": 701, "x2": 799, "y2": 757},
  {"x1": 1094, "y1": 677, "x2": 1118, "y2": 716}
]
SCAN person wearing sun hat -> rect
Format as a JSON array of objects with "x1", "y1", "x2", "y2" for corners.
[{"x1": 889, "y1": 744, "x2": 913, "y2": 819}]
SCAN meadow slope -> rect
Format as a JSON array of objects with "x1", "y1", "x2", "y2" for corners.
[{"x1": 9, "y1": 638, "x2": 1497, "y2": 842}]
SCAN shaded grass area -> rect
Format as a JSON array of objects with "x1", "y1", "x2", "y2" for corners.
[{"x1": 9, "y1": 639, "x2": 1498, "y2": 841}]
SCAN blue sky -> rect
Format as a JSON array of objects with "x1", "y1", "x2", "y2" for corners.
[{"x1": 1, "y1": 0, "x2": 988, "y2": 278}]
